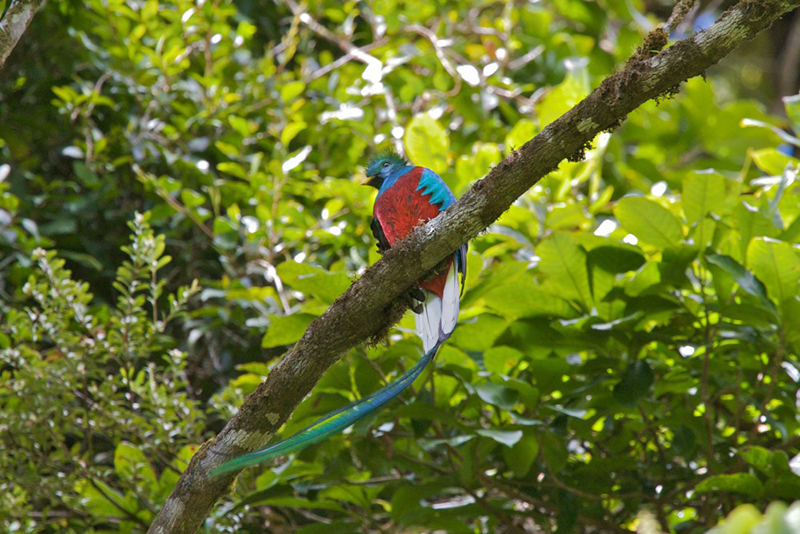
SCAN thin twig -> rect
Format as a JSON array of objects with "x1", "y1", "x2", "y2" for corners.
[
  {"x1": 665, "y1": 0, "x2": 697, "y2": 35},
  {"x1": 507, "y1": 45, "x2": 545, "y2": 71},
  {"x1": 283, "y1": 0, "x2": 382, "y2": 72},
  {"x1": 307, "y1": 38, "x2": 387, "y2": 82},
  {"x1": 406, "y1": 24, "x2": 462, "y2": 97}
]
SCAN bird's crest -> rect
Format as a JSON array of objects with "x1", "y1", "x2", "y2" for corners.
[{"x1": 367, "y1": 150, "x2": 407, "y2": 170}]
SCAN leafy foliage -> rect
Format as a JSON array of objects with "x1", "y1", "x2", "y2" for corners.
[{"x1": 1, "y1": 0, "x2": 800, "y2": 532}]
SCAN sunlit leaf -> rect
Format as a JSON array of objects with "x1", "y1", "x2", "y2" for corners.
[
  {"x1": 746, "y1": 238, "x2": 800, "y2": 305},
  {"x1": 682, "y1": 171, "x2": 726, "y2": 223},
  {"x1": 114, "y1": 442, "x2": 156, "y2": 483},
  {"x1": 614, "y1": 197, "x2": 683, "y2": 248},
  {"x1": 706, "y1": 253, "x2": 771, "y2": 303},
  {"x1": 536, "y1": 231, "x2": 592, "y2": 308},
  {"x1": 404, "y1": 113, "x2": 449, "y2": 173}
]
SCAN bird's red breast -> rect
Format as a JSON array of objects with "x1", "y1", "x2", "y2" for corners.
[{"x1": 374, "y1": 166, "x2": 451, "y2": 297}]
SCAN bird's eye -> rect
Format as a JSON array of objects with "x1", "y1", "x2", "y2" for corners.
[{"x1": 382, "y1": 162, "x2": 390, "y2": 168}]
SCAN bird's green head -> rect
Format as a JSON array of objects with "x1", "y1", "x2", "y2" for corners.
[{"x1": 364, "y1": 151, "x2": 408, "y2": 189}]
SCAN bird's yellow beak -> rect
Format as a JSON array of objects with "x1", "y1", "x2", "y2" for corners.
[{"x1": 363, "y1": 174, "x2": 379, "y2": 187}]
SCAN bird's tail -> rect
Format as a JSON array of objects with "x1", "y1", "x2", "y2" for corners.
[
  {"x1": 415, "y1": 261, "x2": 461, "y2": 352},
  {"x1": 209, "y1": 340, "x2": 443, "y2": 477}
]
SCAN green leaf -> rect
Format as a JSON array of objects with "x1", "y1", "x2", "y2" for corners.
[
  {"x1": 180, "y1": 189, "x2": 205, "y2": 209},
  {"x1": 60, "y1": 250, "x2": 104, "y2": 271},
  {"x1": 682, "y1": 171, "x2": 726, "y2": 223},
  {"x1": 746, "y1": 238, "x2": 800, "y2": 305},
  {"x1": 691, "y1": 217, "x2": 716, "y2": 249},
  {"x1": 476, "y1": 428, "x2": 523, "y2": 447},
  {"x1": 475, "y1": 382, "x2": 519, "y2": 410},
  {"x1": 502, "y1": 432, "x2": 539, "y2": 477},
  {"x1": 505, "y1": 119, "x2": 537, "y2": 150},
  {"x1": 613, "y1": 360, "x2": 654, "y2": 407},
  {"x1": 715, "y1": 504, "x2": 764, "y2": 534},
  {"x1": 587, "y1": 245, "x2": 645, "y2": 273},
  {"x1": 475, "y1": 143, "x2": 502, "y2": 174},
  {"x1": 483, "y1": 346, "x2": 523, "y2": 376},
  {"x1": 536, "y1": 231, "x2": 592, "y2": 308},
  {"x1": 255, "y1": 497, "x2": 344, "y2": 512},
  {"x1": 756, "y1": 502, "x2": 793, "y2": 534},
  {"x1": 391, "y1": 485, "x2": 438, "y2": 523},
  {"x1": 212, "y1": 217, "x2": 238, "y2": 251},
  {"x1": 114, "y1": 442, "x2": 156, "y2": 483},
  {"x1": 706, "y1": 254, "x2": 772, "y2": 306},
  {"x1": 262, "y1": 313, "x2": 315, "y2": 348},
  {"x1": 539, "y1": 431, "x2": 568, "y2": 472},
  {"x1": 74, "y1": 478, "x2": 132, "y2": 518},
  {"x1": 505, "y1": 379, "x2": 540, "y2": 408},
  {"x1": 228, "y1": 115, "x2": 252, "y2": 138},
  {"x1": 695, "y1": 473, "x2": 764, "y2": 497},
  {"x1": 785, "y1": 93, "x2": 800, "y2": 130},
  {"x1": 276, "y1": 261, "x2": 351, "y2": 303},
  {"x1": 538, "y1": 68, "x2": 589, "y2": 128},
  {"x1": 733, "y1": 201, "x2": 780, "y2": 258},
  {"x1": 280, "y1": 81, "x2": 306, "y2": 101},
  {"x1": 141, "y1": 0, "x2": 158, "y2": 21},
  {"x1": 483, "y1": 276, "x2": 575, "y2": 319},
  {"x1": 404, "y1": 113, "x2": 449, "y2": 173},
  {"x1": 451, "y1": 313, "x2": 508, "y2": 351},
  {"x1": 614, "y1": 197, "x2": 683, "y2": 248},
  {"x1": 751, "y1": 148, "x2": 800, "y2": 176},
  {"x1": 740, "y1": 446, "x2": 789, "y2": 478},
  {"x1": 625, "y1": 261, "x2": 661, "y2": 296},
  {"x1": 216, "y1": 161, "x2": 248, "y2": 179},
  {"x1": 281, "y1": 121, "x2": 307, "y2": 146}
]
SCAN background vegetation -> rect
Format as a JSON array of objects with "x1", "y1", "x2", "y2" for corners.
[{"x1": 1, "y1": 0, "x2": 800, "y2": 532}]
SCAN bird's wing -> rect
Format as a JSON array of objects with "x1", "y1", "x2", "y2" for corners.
[
  {"x1": 370, "y1": 217, "x2": 391, "y2": 253},
  {"x1": 417, "y1": 168, "x2": 466, "y2": 291},
  {"x1": 417, "y1": 168, "x2": 457, "y2": 210}
]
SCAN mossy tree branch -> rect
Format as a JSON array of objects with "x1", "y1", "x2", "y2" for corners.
[
  {"x1": 0, "y1": 0, "x2": 46, "y2": 70},
  {"x1": 148, "y1": 1, "x2": 800, "y2": 532}
]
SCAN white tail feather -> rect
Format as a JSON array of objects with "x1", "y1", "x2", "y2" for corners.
[
  {"x1": 414, "y1": 263, "x2": 461, "y2": 352},
  {"x1": 415, "y1": 293, "x2": 441, "y2": 352},
  {"x1": 440, "y1": 263, "x2": 460, "y2": 336}
]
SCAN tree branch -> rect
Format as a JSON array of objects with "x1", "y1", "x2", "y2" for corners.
[
  {"x1": 148, "y1": 1, "x2": 800, "y2": 532},
  {"x1": 0, "y1": 0, "x2": 46, "y2": 70}
]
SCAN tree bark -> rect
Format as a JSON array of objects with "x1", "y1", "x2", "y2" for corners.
[
  {"x1": 148, "y1": 1, "x2": 800, "y2": 532},
  {"x1": 0, "y1": 0, "x2": 46, "y2": 70}
]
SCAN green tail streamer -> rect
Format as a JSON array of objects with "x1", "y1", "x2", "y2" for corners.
[{"x1": 210, "y1": 340, "x2": 443, "y2": 477}]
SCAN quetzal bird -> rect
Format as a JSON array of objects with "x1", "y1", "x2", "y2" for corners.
[
  {"x1": 366, "y1": 152, "x2": 467, "y2": 351},
  {"x1": 210, "y1": 152, "x2": 465, "y2": 476}
]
